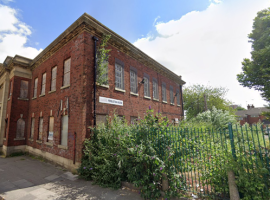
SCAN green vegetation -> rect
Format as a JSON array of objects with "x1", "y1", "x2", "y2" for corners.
[
  {"x1": 237, "y1": 7, "x2": 270, "y2": 102},
  {"x1": 183, "y1": 84, "x2": 232, "y2": 120}
]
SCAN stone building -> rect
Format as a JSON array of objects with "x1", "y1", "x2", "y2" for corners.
[{"x1": 0, "y1": 13, "x2": 185, "y2": 170}]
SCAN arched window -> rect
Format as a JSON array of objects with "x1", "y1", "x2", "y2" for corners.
[{"x1": 16, "y1": 118, "x2": 25, "y2": 138}]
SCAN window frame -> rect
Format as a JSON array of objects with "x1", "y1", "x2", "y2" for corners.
[
  {"x1": 162, "y1": 82, "x2": 167, "y2": 102},
  {"x1": 51, "y1": 66, "x2": 57, "y2": 91},
  {"x1": 33, "y1": 78, "x2": 38, "y2": 98},
  {"x1": 48, "y1": 116, "x2": 54, "y2": 141},
  {"x1": 144, "y1": 73, "x2": 150, "y2": 98},
  {"x1": 152, "y1": 78, "x2": 159, "y2": 100},
  {"x1": 97, "y1": 57, "x2": 109, "y2": 86},
  {"x1": 60, "y1": 114, "x2": 68, "y2": 146},
  {"x1": 41, "y1": 73, "x2": 46, "y2": 95},
  {"x1": 130, "y1": 66, "x2": 138, "y2": 94},
  {"x1": 38, "y1": 117, "x2": 43, "y2": 141},
  {"x1": 30, "y1": 117, "x2": 35, "y2": 139},
  {"x1": 9, "y1": 80, "x2": 12, "y2": 98},
  {"x1": 176, "y1": 89, "x2": 180, "y2": 105},
  {"x1": 19, "y1": 80, "x2": 28, "y2": 99},
  {"x1": 170, "y1": 86, "x2": 174, "y2": 104},
  {"x1": 115, "y1": 58, "x2": 125, "y2": 90},
  {"x1": 16, "y1": 118, "x2": 25, "y2": 138},
  {"x1": 63, "y1": 58, "x2": 71, "y2": 87}
]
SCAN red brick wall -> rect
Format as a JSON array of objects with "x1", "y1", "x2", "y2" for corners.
[
  {"x1": 26, "y1": 32, "x2": 87, "y2": 162},
  {"x1": 84, "y1": 31, "x2": 182, "y2": 125}
]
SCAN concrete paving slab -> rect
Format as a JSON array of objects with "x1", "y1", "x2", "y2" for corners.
[
  {"x1": 12, "y1": 179, "x2": 34, "y2": 188},
  {"x1": 61, "y1": 171, "x2": 78, "y2": 181},
  {"x1": 44, "y1": 174, "x2": 60, "y2": 181},
  {"x1": 17, "y1": 194, "x2": 37, "y2": 200}
]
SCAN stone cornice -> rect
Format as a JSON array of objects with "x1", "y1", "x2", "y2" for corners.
[{"x1": 30, "y1": 13, "x2": 185, "y2": 85}]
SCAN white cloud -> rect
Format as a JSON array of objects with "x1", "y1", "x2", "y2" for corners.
[
  {"x1": 0, "y1": 4, "x2": 42, "y2": 62},
  {"x1": 134, "y1": 0, "x2": 270, "y2": 107}
]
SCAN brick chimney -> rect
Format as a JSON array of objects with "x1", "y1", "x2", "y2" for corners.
[
  {"x1": 251, "y1": 104, "x2": 254, "y2": 108},
  {"x1": 247, "y1": 104, "x2": 251, "y2": 110}
]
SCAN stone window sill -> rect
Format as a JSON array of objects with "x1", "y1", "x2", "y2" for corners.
[
  {"x1": 32, "y1": 97, "x2": 37, "y2": 100},
  {"x1": 61, "y1": 85, "x2": 70, "y2": 90},
  {"x1": 162, "y1": 101, "x2": 167, "y2": 104},
  {"x1": 58, "y1": 145, "x2": 68, "y2": 150},
  {"x1": 177, "y1": 105, "x2": 181, "y2": 107},
  {"x1": 130, "y1": 92, "x2": 139, "y2": 96},
  {"x1": 170, "y1": 103, "x2": 175, "y2": 106},
  {"x1": 39, "y1": 94, "x2": 45, "y2": 97},
  {"x1": 97, "y1": 83, "x2": 109, "y2": 88},
  {"x1": 115, "y1": 88, "x2": 126, "y2": 93},
  {"x1": 36, "y1": 140, "x2": 42, "y2": 144},
  {"x1": 18, "y1": 98, "x2": 29, "y2": 101},
  {"x1": 144, "y1": 96, "x2": 151, "y2": 100},
  {"x1": 3, "y1": 138, "x2": 6, "y2": 141},
  {"x1": 153, "y1": 98, "x2": 159, "y2": 102},
  {"x1": 14, "y1": 138, "x2": 25, "y2": 141},
  {"x1": 45, "y1": 142, "x2": 53, "y2": 146},
  {"x1": 7, "y1": 98, "x2": 10, "y2": 101},
  {"x1": 48, "y1": 90, "x2": 56, "y2": 94},
  {"x1": 28, "y1": 138, "x2": 34, "y2": 142}
]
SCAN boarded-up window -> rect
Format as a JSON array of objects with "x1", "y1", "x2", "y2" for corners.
[
  {"x1": 51, "y1": 67, "x2": 57, "y2": 91},
  {"x1": 41, "y1": 73, "x2": 46, "y2": 95},
  {"x1": 20, "y1": 80, "x2": 28, "y2": 99},
  {"x1": 144, "y1": 74, "x2": 150, "y2": 97},
  {"x1": 30, "y1": 118, "x2": 35, "y2": 139},
  {"x1": 38, "y1": 117, "x2": 43, "y2": 140},
  {"x1": 33, "y1": 78, "x2": 38, "y2": 98},
  {"x1": 153, "y1": 78, "x2": 158, "y2": 100},
  {"x1": 130, "y1": 69, "x2": 137, "y2": 94},
  {"x1": 16, "y1": 118, "x2": 25, "y2": 138},
  {"x1": 61, "y1": 115, "x2": 68, "y2": 146},
  {"x1": 162, "y1": 82, "x2": 167, "y2": 102},
  {"x1": 170, "y1": 86, "x2": 174, "y2": 104},
  {"x1": 96, "y1": 115, "x2": 107, "y2": 126},
  {"x1": 176, "y1": 89, "x2": 180, "y2": 105},
  {"x1": 63, "y1": 58, "x2": 71, "y2": 86},
  {"x1": 48, "y1": 117, "x2": 54, "y2": 141}
]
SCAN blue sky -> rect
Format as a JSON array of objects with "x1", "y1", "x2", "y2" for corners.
[
  {"x1": 1, "y1": 0, "x2": 270, "y2": 108},
  {"x1": 6, "y1": 0, "x2": 210, "y2": 49}
]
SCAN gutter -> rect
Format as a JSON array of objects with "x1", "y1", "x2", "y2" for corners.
[{"x1": 92, "y1": 36, "x2": 99, "y2": 127}]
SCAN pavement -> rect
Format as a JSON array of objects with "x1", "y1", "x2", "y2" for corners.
[{"x1": 0, "y1": 155, "x2": 143, "y2": 200}]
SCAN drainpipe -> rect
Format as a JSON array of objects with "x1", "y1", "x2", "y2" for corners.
[
  {"x1": 180, "y1": 85, "x2": 184, "y2": 119},
  {"x1": 92, "y1": 36, "x2": 98, "y2": 127}
]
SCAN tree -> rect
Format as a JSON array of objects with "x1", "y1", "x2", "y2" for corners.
[
  {"x1": 237, "y1": 8, "x2": 270, "y2": 102},
  {"x1": 183, "y1": 84, "x2": 232, "y2": 120},
  {"x1": 235, "y1": 106, "x2": 246, "y2": 111}
]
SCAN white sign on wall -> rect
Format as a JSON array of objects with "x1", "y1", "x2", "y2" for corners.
[{"x1": 99, "y1": 96, "x2": 123, "y2": 106}]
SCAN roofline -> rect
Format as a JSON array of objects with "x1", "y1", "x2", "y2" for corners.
[{"x1": 30, "y1": 13, "x2": 185, "y2": 85}]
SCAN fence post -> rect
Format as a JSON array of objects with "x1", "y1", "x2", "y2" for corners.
[{"x1": 227, "y1": 123, "x2": 240, "y2": 200}]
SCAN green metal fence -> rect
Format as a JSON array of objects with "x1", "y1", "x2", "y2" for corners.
[{"x1": 140, "y1": 124, "x2": 270, "y2": 199}]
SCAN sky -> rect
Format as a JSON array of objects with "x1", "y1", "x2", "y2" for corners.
[{"x1": 0, "y1": 0, "x2": 270, "y2": 108}]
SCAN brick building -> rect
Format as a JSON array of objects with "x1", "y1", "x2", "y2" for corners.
[
  {"x1": 236, "y1": 104, "x2": 270, "y2": 126},
  {"x1": 0, "y1": 13, "x2": 185, "y2": 170}
]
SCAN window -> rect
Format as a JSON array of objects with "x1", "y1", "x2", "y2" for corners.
[
  {"x1": 130, "y1": 67, "x2": 137, "y2": 94},
  {"x1": 176, "y1": 89, "x2": 180, "y2": 105},
  {"x1": 16, "y1": 118, "x2": 25, "y2": 138},
  {"x1": 41, "y1": 73, "x2": 46, "y2": 95},
  {"x1": 170, "y1": 86, "x2": 174, "y2": 104},
  {"x1": 33, "y1": 78, "x2": 38, "y2": 98},
  {"x1": 144, "y1": 74, "x2": 150, "y2": 97},
  {"x1": 20, "y1": 80, "x2": 28, "y2": 99},
  {"x1": 51, "y1": 66, "x2": 57, "y2": 91},
  {"x1": 9, "y1": 81, "x2": 12, "y2": 98},
  {"x1": 48, "y1": 117, "x2": 54, "y2": 141},
  {"x1": 63, "y1": 58, "x2": 71, "y2": 86},
  {"x1": 162, "y1": 82, "x2": 167, "y2": 102},
  {"x1": 38, "y1": 117, "x2": 43, "y2": 140},
  {"x1": 153, "y1": 78, "x2": 158, "y2": 100},
  {"x1": 30, "y1": 118, "x2": 35, "y2": 139},
  {"x1": 115, "y1": 59, "x2": 124, "y2": 90},
  {"x1": 61, "y1": 115, "x2": 68, "y2": 146},
  {"x1": 96, "y1": 115, "x2": 107, "y2": 126}
]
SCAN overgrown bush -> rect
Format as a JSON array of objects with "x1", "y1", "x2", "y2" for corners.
[{"x1": 78, "y1": 109, "x2": 186, "y2": 200}]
